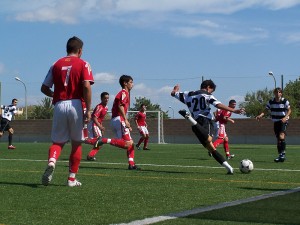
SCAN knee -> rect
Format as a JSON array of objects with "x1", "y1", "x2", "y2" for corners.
[
  {"x1": 8, "y1": 128, "x2": 14, "y2": 135},
  {"x1": 279, "y1": 133, "x2": 285, "y2": 140},
  {"x1": 125, "y1": 140, "x2": 134, "y2": 148}
]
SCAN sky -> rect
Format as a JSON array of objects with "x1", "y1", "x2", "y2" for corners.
[{"x1": 1, "y1": 0, "x2": 300, "y2": 118}]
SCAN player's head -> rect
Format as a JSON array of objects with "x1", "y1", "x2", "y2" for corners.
[
  {"x1": 100, "y1": 92, "x2": 109, "y2": 105},
  {"x1": 12, "y1": 98, "x2": 18, "y2": 105},
  {"x1": 119, "y1": 75, "x2": 133, "y2": 90},
  {"x1": 228, "y1": 99, "x2": 236, "y2": 108},
  {"x1": 200, "y1": 80, "x2": 216, "y2": 93},
  {"x1": 274, "y1": 87, "x2": 282, "y2": 94},
  {"x1": 66, "y1": 36, "x2": 83, "y2": 57},
  {"x1": 140, "y1": 104, "x2": 147, "y2": 111}
]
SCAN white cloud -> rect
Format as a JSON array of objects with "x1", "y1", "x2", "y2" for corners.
[
  {"x1": 93, "y1": 72, "x2": 117, "y2": 84},
  {"x1": 283, "y1": 32, "x2": 300, "y2": 44},
  {"x1": 3, "y1": 0, "x2": 300, "y2": 24}
]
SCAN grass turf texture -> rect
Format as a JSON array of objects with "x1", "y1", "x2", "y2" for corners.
[{"x1": 0, "y1": 143, "x2": 299, "y2": 225}]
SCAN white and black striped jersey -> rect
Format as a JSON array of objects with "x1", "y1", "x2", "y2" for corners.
[
  {"x1": 1, "y1": 104, "x2": 17, "y2": 121},
  {"x1": 266, "y1": 97, "x2": 290, "y2": 122},
  {"x1": 174, "y1": 90, "x2": 221, "y2": 120}
]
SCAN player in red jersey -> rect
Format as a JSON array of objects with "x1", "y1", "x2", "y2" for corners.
[
  {"x1": 86, "y1": 92, "x2": 109, "y2": 161},
  {"x1": 91, "y1": 75, "x2": 139, "y2": 170},
  {"x1": 41, "y1": 36, "x2": 94, "y2": 187},
  {"x1": 213, "y1": 100, "x2": 236, "y2": 160},
  {"x1": 135, "y1": 104, "x2": 150, "y2": 150}
]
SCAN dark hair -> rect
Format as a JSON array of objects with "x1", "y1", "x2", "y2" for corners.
[
  {"x1": 140, "y1": 103, "x2": 146, "y2": 108},
  {"x1": 119, "y1": 74, "x2": 133, "y2": 88},
  {"x1": 101, "y1": 92, "x2": 109, "y2": 99},
  {"x1": 12, "y1": 98, "x2": 18, "y2": 103},
  {"x1": 66, "y1": 36, "x2": 83, "y2": 54},
  {"x1": 200, "y1": 79, "x2": 216, "y2": 91},
  {"x1": 229, "y1": 99, "x2": 236, "y2": 104},
  {"x1": 274, "y1": 87, "x2": 283, "y2": 93}
]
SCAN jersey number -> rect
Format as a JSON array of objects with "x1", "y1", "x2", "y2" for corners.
[
  {"x1": 191, "y1": 96, "x2": 206, "y2": 112},
  {"x1": 62, "y1": 66, "x2": 72, "y2": 86}
]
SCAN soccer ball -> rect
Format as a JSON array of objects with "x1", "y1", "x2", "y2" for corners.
[{"x1": 239, "y1": 159, "x2": 254, "y2": 173}]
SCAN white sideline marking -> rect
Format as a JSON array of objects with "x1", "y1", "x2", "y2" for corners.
[
  {"x1": 1, "y1": 158, "x2": 300, "y2": 172},
  {"x1": 113, "y1": 187, "x2": 300, "y2": 225}
]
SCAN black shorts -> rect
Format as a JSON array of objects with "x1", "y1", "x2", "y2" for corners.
[
  {"x1": 0, "y1": 118, "x2": 11, "y2": 132},
  {"x1": 192, "y1": 117, "x2": 213, "y2": 146},
  {"x1": 273, "y1": 121, "x2": 288, "y2": 138}
]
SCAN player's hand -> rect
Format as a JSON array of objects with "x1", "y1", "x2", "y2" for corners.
[
  {"x1": 255, "y1": 115, "x2": 261, "y2": 121},
  {"x1": 171, "y1": 84, "x2": 180, "y2": 96},
  {"x1": 84, "y1": 110, "x2": 91, "y2": 123},
  {"x1": 125, "y1": 119, "x2": 131, "y2": 129}
]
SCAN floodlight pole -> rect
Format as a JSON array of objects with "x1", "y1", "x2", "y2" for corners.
[
  {"x1": 14, "y1": 76, "x2": 28, "y2": 119},
  {"x1": 268, "y1": 71, "x2": 277, "y2": 89},
  {"x1": 168, "y1": 106, "x2": 174, "y2": 119}
]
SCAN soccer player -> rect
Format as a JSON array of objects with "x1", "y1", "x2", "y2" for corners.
[
  {"x1": 171, "y1": 80, "x2": 244, "y2": 174},
  {"x1": 0, "y1": 98, "x2": 18, "y2": 149},
  {"x1": 213, "y1": 99, "x2": 236, "y2": 160},
  {"x1": 86, "y1": 92, "x2": 109, "y2": 161},
  {"x1": 89, "y1": 75, "x2": 139, "y2": 170},
  {"x1": 256, "y1": 87, "x2": 291, "y2": 162},
  {"x1": 135, "y1": 104, "x2": 150, "y2": 150},
  {"x1": 41, "y1": 36, "x2": 94, "y2": 187}
]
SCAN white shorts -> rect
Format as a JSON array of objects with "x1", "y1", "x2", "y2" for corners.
[
  {"x1": 138, "y1": 126, "x2": 149, "y2": 135},
  {"x1": 110, "y1": 116, "x2": 132, "y2": 141},
  {"x1": 87, "y1": 121, "x2": 103, "y2": 138},
  {"x1": 51, "y1": 99, "x2": 83, "y2": 143}
]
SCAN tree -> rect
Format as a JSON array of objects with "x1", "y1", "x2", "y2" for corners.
[
  {"x1": 239, "y1": 88, "x2": 273, "y2": 118},
  {"x1": 30, "y1": 97, "x2": 54, "y2": 119},
  {"x1": 130, "y1": 97, "x2": 169, "y2": 119},
  {"x1": 282, "y1": 78, "x2": 300, "y2": 118},
  {"x1": 240, "y1": 77, "x2": 300, "y2": 118}
]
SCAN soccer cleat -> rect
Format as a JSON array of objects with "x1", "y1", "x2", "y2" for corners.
[
  {"x1": 274, "y1": 156, "x2": 285, "y2": 163},
  {"x1": 87, "y1": 156, "x2": 96, "y2": 161},
  {"x1": 67, "y1": 179, "x2": 82, "y2": 187},
  {"x1": 136, "y1": 144, "x2": 141, "y2": 150},
  {"x1": 227, "y1": 167, "x2": 234, "y2": 175},
  {"x1": 178, "y1": 109, "x2": 190, "y2": 118},
  {"x1": 143, "y1": 147, "x2": 150, "y2": 150},
  {"x1": 227, "y1": 154, "x2": 235, "y2": 160},
  {"x1": 42, "y1": 162, "x2": 55, "y2": 186},
  {"x1": 8, "y1": 145, "x2": 16, "y2": 150},
  {"x1": 84, "y1": 137, "x2": 103, "y2": 148},
  {"x1": 128, "y1": 165, "x2": 141, "y2": 170}
]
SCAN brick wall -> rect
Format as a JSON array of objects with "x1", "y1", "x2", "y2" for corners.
[{"x1": 7, "y1": 118, "x2": 300, "y2": 144}]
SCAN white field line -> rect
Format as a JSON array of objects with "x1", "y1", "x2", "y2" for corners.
[
  {"x1": 1, "y1": 158, "x2": 300, "y2": 172},
  {"x1": 113, "y1": 187, "x2": 300, "y2": 225}
]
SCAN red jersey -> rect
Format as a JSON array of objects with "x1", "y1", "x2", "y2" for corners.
[
  {"x1": 43, "y1": 56, "x2": 94, "y2": 104},
  {"x1": 111, "y1": 89, "x2": 130, "y2": 118},
  {"x1": 92, "y1": 103, "x2": 108, "y2": 123},
  {"x1": 135, "y1": 111, "x2": 146, "y2": 126},
  {"x1": 215, "y1": 109, "x2": 232, "y2": 124}
]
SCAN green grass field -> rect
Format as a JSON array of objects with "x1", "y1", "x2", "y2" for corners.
[{"x1": 0, "y1": 142, "x2": 300, "y2": 225}]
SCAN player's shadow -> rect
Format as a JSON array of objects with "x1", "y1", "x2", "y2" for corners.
[
  {"x1": 239, "y1": 187, "x2": 289, "y2": 192},
  {"x1": 80, "y1": 166, "x2": 210, "y2": 174},
  {"x1": 0, "y1": 181, "x2": 63, "y2": 188}
]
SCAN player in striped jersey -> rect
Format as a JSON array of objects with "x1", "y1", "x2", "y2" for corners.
[
  {"x1": 0, "y1": 98, "x2": 18, "y2": 149},
  {"x1": 256, "y1": 87, "x2": 291, "y2": 162},
  {"x1": 171, "y1": 80, "x2": 245, "y2": 174}
]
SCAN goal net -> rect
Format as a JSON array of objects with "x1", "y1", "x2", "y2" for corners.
[{"x1": 103, "y1": 111, "x2": 165, "y2": 144}]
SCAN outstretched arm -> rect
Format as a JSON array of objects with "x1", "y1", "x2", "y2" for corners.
[{"x1": 171, "y1": 84, "x2": 180, "y2": 96}]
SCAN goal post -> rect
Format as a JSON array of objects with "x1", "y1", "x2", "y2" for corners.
[
  {"x1": 127, "y1": 111, "x2": 165, "y2": 144},
  {"x1": 104, "y1": 111, "x2": 165, "y2": 144}
]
